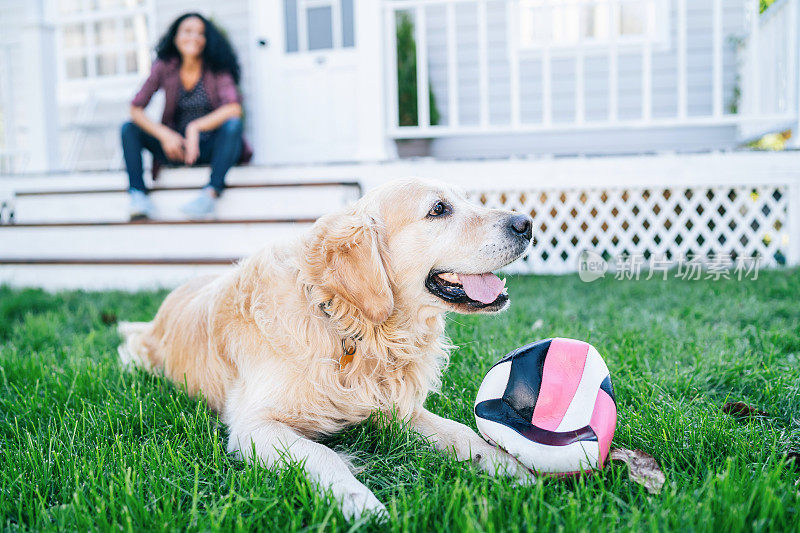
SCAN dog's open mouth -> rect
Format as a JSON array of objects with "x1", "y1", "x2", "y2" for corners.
[{"x1": 425, "y1": 270, "x2": 509, "y2": 309}]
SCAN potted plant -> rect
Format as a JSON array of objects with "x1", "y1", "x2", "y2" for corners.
[{"x1": 395, "y1": 11, "x2": 440, "y2": 157}]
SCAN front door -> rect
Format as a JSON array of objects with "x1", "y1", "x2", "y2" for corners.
[{"x1": 254, "y1": 0, "x2": 384, "y2": 164}]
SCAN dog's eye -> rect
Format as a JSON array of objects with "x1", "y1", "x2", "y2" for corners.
[{"x1": 427, "y1": 201, "x2": 449, "y2": 218}]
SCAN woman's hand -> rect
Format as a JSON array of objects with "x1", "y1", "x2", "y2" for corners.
[
  {"x1": 184, "y1": 123, "x2": 201, "y2": 165},
  {"x1": 159, "y1": 128, "x2": 185, "y2": 161}
]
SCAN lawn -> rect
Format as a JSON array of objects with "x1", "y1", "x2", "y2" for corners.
[{"x1": 1, "y1": 269, "x2": 799, "y2": 532}]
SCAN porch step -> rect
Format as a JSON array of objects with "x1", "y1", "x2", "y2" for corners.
[
  {"x1": 0, "y1": 174, "x2": 361, "y2": 290},
  {"x1": 0, "y1": 263, "x2": 235, "y2": 291},
  {"x1": 0, "y1": 220, "x2": 314, "y2": 261},
  {"x1": 0, "y1": 166, "x2": 360, "y2": 195},
  {"x1": 10, "y1": 181, "x2": 360, "y2": 224},
  {"x1": 0, "y1": 258, "x2": 238, "y2": 264}
]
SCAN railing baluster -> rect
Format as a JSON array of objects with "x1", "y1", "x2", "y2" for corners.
[
  {"x1": 768, "y1": 12, "x2": 776, "y2": 113},
  {"x1": 642, "y1": 39, "x2": 652, "y2": 120},
  {"x1": 712, "y1": 0, "x2": 723, "y2": 117},
  {"x1": 415, "y1": 5, "x2": 430, "y2": 128},
  {"x1": 385, "y1": 6, "x2": 399, "y2": 131},
  {"x1": 477, "y1": 0, "x2": 489, "y2": 128},
  {"x1": 776, "y1": 13, "x2": 783, "y2": 112},
  {"x1": 609, "y1": 0, "x2": 619, "y2": 122},
  {"x1": 576, "y1": 49, "x2": 585, "y2": 125},
  {"x1": 749, "y1": 0, "x2": 760, "y2": 117},
  {"x1": 507, "y1": 0, "x2": 521, "y2": 127},
  {"x1": 542, "y1": 3, "x2": 552, "y2": 126},
  {"x1": 677, "y1": 0, "x2": 687, "y2": 119},
  {"x1": 575, "y1": 0, "x2": 585, "y2": 125},
  {"x1": 446, "y1": 2, "x2": 459, "y2": 128},
  {"x1": 543, "y1": 45, "x2": 552, "y2": 126}
]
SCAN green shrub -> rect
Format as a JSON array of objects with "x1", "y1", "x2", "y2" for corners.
[{"x1": 396, "y1": 11, "x2": 440, "y2": 127}]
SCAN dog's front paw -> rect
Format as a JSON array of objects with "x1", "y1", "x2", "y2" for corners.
[
  {"x1": 336, "y1": 484, "x2": 387, "y2": 522},
  {"x1": 470, "y1": 439, "x2": 536, "y2": 484}
]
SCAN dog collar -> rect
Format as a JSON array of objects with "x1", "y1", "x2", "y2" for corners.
[{"x1": 320, "y1": 300, "x2": 358, "y2": 370}]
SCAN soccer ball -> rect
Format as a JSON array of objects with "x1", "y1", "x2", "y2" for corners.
[{"x1": 474, "y1": 338, "x2": 617, "y2": 474}]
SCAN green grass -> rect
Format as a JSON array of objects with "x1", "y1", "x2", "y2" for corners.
[{"x1": 1, "y1": 269, "x2": 799, "y2": 532}]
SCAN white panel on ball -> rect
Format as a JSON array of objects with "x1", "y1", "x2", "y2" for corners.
[
  {"x1": 474, "y1": 361, "x2": 512, "y2": 405},
  {"x1": 476, "y1": 417, "x2": 601, "y2": 473},
  {"x1": 555, "y1": 346, "x2": 610, "y2": 432}
]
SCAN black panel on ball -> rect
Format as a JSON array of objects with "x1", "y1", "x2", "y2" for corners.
[
  {"x1": 500, "y1": 339, "x2": 551, "y2": 422},
  {"x1": 475, "y1": 399, "x2": 598, "y2": 445},
  {"x1": 599, "y1": 375, "x2": 616, "y2": 404}
]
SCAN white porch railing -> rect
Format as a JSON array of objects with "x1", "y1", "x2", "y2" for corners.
[
  {"x1": 474, "y1": 178, "x2": 795, "y2": 274},
  {"x1": 384, "y1": 0, "x2": 800, "y2": 142},
  {"x1": 448, "y1": 153, "x2": 800, "y2": 274}
]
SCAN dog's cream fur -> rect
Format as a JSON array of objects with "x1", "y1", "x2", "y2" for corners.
[{"x1": 118, "y1": 178, "x2": 534, "y2": 519}]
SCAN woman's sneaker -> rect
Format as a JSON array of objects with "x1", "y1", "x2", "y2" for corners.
[
  {"x1": 180, "y1": 187, "x2": 216, "y2": 219},
  {"x1": 129, "y1": 189, "x2": 154, "y2": 220}
]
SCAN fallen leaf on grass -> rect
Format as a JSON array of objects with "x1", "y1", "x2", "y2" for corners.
[
  {"x1": 722, "y1": 401, "x2": 768, "y2": 419},
  {"x1": 609, "y1": 448, "x2": 665, "y2": 494},
  {"x1": 785, "y1": 451, "x2": 799, "y2": 472}
]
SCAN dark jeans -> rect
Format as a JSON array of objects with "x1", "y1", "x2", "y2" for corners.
[{"x1": 121, "y1": 118, "x2": 243, "y2": 195}]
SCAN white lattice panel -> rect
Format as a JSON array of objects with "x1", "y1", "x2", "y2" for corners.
[{"x1": 469, "y1": 185, "x2": 791, "y2": 274}]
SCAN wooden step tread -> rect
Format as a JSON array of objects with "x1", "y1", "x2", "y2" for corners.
[
  {"x1": 0, "y1": 217, "x2": 318, "y2": 228},
  {"x1": 14, "y1": 180, "x2": 361, "y2": 197},
  {"x1": 0, "y1": 258, "x2": 240, "y2": 265}
]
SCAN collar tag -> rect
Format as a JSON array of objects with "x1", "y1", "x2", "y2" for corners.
[{"x1": 339, "y1": 338, "x2": 356, "y2": 369}]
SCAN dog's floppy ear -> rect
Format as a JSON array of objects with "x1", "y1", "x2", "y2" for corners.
[{"x1": 309, "y1": 212, "x2": 394, "y2": 324}]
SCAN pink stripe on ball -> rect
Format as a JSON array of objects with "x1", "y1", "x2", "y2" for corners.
[
  {"x1": 589, "y1": 388, "x2": 617, "y2": 466},
  {"x1": 531, "y1": 338, "x2": 590, "y2": 431}
]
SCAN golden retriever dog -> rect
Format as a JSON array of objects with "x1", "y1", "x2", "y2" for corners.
[{"x1": 118, "y1": 177, "x2": 534, "y2": 519}]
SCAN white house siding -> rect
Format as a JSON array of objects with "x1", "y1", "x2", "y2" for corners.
[{"x1": 422, "y1": 0, "x2": 748, "y2": 157}]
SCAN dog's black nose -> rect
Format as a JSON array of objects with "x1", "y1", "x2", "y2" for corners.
[{"x1": 508, "y1": 214, "x2": 533, "y2": 241}]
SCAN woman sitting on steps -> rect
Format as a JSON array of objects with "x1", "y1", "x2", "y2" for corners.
[{"x1": 121, "y1": 12, "x2": 252, "y2": 220}]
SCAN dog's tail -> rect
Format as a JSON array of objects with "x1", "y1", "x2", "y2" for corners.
[{"x1": 117, "y1": 321, "x2": 155, "y2": 371}]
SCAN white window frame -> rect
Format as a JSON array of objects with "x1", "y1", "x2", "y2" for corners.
[
  {"x1": 289, "y1": 0, "x2": 356, "y2": 53},
  {"x1": 518, "y1": 0, "x2": 670, "y2": 54},
  {"x1": 55, "y1": 0, "x2": 155, "y2": 93}
]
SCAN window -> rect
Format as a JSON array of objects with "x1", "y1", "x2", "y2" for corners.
[
  {"x1": 519, "y1": 0, "x2": 668, "y2": 50},
  {"x1": 284, "y1": 0, "x2": 355, "y2": 53},
  {"x1": 57, "y1": 0, "x2": 152, "y2": 82}
]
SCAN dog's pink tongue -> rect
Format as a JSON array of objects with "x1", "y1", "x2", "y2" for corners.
[{"x1": 460, "y1": 273, "x2": 504, "y2": 304}]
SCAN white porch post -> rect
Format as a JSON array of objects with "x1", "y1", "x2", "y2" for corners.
[
  {"x1": 789, "y1": 178, "x2": 800, "y2": 267},
  {"x1": 21, "y1": 0, "x2": 60, "y2": 172},
  {"x1": 792, "y1": 0, "x2": 800, "y2": 148},
  {"x1": 354, "y1": 0, "x2": 394, "y2": 161}
]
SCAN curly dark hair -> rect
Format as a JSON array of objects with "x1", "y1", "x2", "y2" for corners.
[{"x1": 155, "y1": 13, "x2": 241, "y2": 84}]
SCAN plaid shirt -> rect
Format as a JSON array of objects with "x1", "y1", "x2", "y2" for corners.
[{"x1": 131, "y1": 58, "x2": 253, "y2": 164}]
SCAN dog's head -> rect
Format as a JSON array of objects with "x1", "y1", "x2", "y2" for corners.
[{"x1": 304, "y1": 178, "x2": 533, "y2": 324}]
